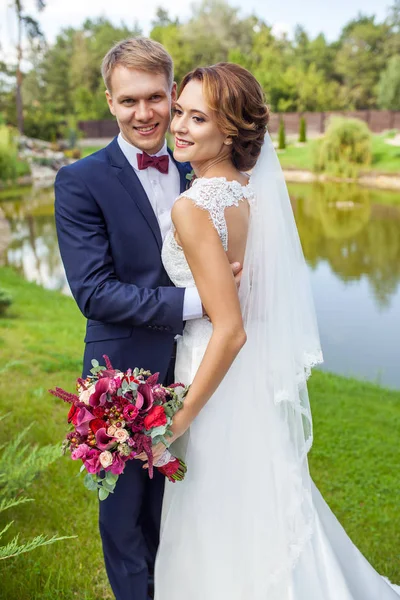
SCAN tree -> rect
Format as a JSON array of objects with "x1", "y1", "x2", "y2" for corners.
[
  {"x1": 299, "y1": 116, "x2": 307, "y2": 143},
  {"x1": 377, "y1": 55, "x2": 400, "y2": 109},
  {"x1": 278, "y1": 118, "x2": 286, "y2": 149},
  {"x1": 12, "y1": 0, "x2": 47, "y2": 134},
  {"x1": 335, "y1": 15, "x2": 389, "y2": 108}
]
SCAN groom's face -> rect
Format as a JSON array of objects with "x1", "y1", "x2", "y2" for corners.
[{"x1": 106, "y1": 66, "x2": 176, "y2": 155}]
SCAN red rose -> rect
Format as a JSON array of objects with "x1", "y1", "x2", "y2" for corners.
[
  {"x1": 123, "y1": 375, "x2": 140, "y2": 385},
  {"x1": 68, "y1": 404, "x2": 78, "y2": 424},
  {"x1": 93, "y1": 406, "x2": 106, "y2": 418},
  {"x1": 143, "y1": 405, "x2": 167, "y2": 430},
  {"x1": 90, "y1": 418, "x2": 107, "y2": 434}
]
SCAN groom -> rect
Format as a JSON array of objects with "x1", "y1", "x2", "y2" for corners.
[{"x1": 55, "y1": 38, "x2": 240, "y2": 600}]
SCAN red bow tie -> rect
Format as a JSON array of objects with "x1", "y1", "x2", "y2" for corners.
[{"x1": 137, "y1": 152, "x2": 169, "y2": 174}]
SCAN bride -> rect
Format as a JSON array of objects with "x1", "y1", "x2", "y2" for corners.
[{"x1": 142, "y1": 62, "x2": 398, "y2": 599}]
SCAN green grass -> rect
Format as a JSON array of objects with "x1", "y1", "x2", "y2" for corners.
[
  {"x1": 0, "y1": 267, "x2": 399, "y2": 597},
  {"x1": 80, "y1": 146, "x2": 105, "y2": 158},
  {"x1": 277, "y1": 132, "x2": 400, "y2": 175},
  {"x1": 370, "y1": 134, "x2": 400, "y2": 174}
]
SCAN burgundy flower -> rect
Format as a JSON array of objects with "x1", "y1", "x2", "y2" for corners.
[
  {"x1": 146, "y1": 372, "x2": 159, "y2": 386},
  {"x1": 89, "y1": 377, "x2": 111, "y2": 407},
  {"x1": 68, "y1": 403, "x2": 79, "y2": 424},
  {"x1": 75, "y1": 407, "x2": 95, "y2": 435},
  {"x1": 90, "y1": 418, "x2": 107, "y2": 435},
  {"x1": 152, "y1": 384, "x2": 167, "y2": 402},
  {"x1": 137, "y1": 383, "x2": 154, "y2": 413},
  {"x1": 93, "y1": 406, "x2": 106, "y2": 418},
  {"x1": 95, "y1": 427, "x2": 116, "y2": 451}
]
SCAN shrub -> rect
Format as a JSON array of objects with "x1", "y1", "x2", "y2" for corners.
[
  {"x1": 299, "y1": 116, "x2": 307, "y2": 143},
  {"x1": 0, "y1": 126, "x2": 18, "y2": 183},
  {"x1": 313, "y1": 117, "x2": 372, "y2": 178},
  {"x1": 23, "y1": 111, "x2": 66, "y2": 141},
  {"x1": 64, "y1": 148, "x2": 82, "y2": 159},
  {"x1": 278, "y1": 118, "x2": 286, "y2": 150},
  {"x1": 0, "y1": 289, "x2": 12, "y2": 316},
  {"x1": 0, "y1": 414, "x2": 74, "y2": 560}
]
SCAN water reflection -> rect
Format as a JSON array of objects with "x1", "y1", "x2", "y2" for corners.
[
  {"x1": 1, "y1": 187, "x2": 70, "y2": 294},
  {"x1": 1, "y1": 182, "x2": 400, "y2": 388},
  {"x1": 290, "y1": 183, "x2": 400, "y2": 309}
]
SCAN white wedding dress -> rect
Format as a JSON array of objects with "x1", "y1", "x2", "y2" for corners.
[{"x1": 156, "y1": 174, "x2": 399, "y2": 599}]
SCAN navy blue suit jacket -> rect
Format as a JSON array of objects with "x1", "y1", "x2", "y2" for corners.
[{"x1": 55, "y1": 136, "x2": 192, "y2": 379}]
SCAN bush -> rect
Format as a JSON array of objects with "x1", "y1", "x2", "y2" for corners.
[
  {"x1": 299, "y1": 116, "x2": 307, "y2": 143},
  {"x1": 64, "y1": 148, "x2": 82, "y2": 159},
  {"x1": 23, "y1": 111, "x2": 66, "y2": 141},
  {"x1": 278, "y1": 118, "x2": 286, "y2": 150},
  {"x1": 0, "y1": 289, "x2": 12, "y2": 316},
  {"x1": 313, "y1": 117, "x2": 372, "y2": 178},
  {"x1": 0, "y1": 126, "x2": 18, "y2": 183},
  {"x1": 0, "y1": 414, "x2": 74, "y2": 560}
]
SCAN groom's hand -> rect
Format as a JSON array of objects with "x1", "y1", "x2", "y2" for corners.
[
  {"x1": 231, "y1": 261, "x2": 242, "y2": 289},
  {"x1": 202, "y1": 262, "x2": 242, "y2": 318}
]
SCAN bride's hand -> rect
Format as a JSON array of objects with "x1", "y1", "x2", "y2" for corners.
[
  {"x1": 168, "y1": 408, "x2": 192, "y2": 445},
  {"x1": 137, "y1": 409, "x2": 193, "y2": 469}
]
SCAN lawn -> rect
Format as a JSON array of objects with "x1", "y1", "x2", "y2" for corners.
[
  {"x1": 277, "y1": 132, "x2": 400, "y2": 175},
  {"x1": 80, "y1": 145, "x2": 105, "y2": 158},
  {"x1": 0, "y1": 267, "x2": 399, "y2": 598}
]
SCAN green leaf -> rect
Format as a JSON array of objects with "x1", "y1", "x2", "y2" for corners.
[
  {"x1": 98, "y1": 487, "x2": 109, "y2": 501},
  {"x1": 101, "y1": 480, "x2": 115, "y2": 492},
  {"x1": 105, "y1": 471, "x2": 118, "y2": 485},
  {"x1": 149, "y1": 425, "x2": 168, "y2": 439},
  {"x1": 91, "y1": 359, "x2": 99, "y2": 368},
  {"x1": 83, "y1": 473, "x2": 98, "y2": 492}
]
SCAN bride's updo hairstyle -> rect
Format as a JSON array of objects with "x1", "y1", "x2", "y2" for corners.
[{"x1": 179, "y1": 62, "x2": 269, "y2": 170}]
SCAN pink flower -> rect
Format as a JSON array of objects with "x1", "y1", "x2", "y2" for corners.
[
  {"x1": 99, "y1": 451, "x2": 113, "y2": 469},
  {"x1": 71, "y1": 443, "x2": 91, "y2": 460},
  {"x1": 123, "y1": 403, "x2": 139, "y2": 422},
  {"x1": 114, "y1": 428, "x2": 129, "y2": 443},
  {"x1": 110, "y1": 453, "x2": 126, "y2": 475},
  {"x1": 84, "y1": 449, "x2": 101, "y2": 474}
]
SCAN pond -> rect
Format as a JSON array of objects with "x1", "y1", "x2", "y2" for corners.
[{"x1": 1, "y1": 181, "x2": 400, "y2": 389}]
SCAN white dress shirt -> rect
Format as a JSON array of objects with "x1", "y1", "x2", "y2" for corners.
[{"x1": 117, "y1": 133, "x2": 202, "y2": 321}]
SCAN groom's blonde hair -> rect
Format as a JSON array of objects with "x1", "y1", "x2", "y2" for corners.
[{"x1": 101, "y1": 37, "x2": 174, "y2": 92}]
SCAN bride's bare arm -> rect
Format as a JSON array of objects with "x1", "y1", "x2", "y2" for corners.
[{"x1": 169, "y1": 196, "x2": 247, "y2": 441}]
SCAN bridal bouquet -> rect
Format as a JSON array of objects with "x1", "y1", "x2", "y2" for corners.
[{"x1": 50, "y1": 355, "x2": 188, "y2": 500}]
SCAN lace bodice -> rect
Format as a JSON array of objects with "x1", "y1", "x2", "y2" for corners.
[{"x1": 162, "y1": 177, "x2": 254, "y2": 289}]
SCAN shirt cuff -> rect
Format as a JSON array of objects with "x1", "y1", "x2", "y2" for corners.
[{"x1": 183, "y1": 287, "x2": 203, "y2": 321}]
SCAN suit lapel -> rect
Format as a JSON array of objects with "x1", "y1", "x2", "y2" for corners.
[
  {"x1": 167, "y1": 147, "x2": 192, "y2": 193},
  {"x1": 107, "y1": 137, "x2": 162, "y2": 251}
]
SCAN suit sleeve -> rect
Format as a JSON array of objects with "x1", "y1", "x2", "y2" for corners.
[{"x1": 54, "y1": 165, "x2": 185, "y2": 335}]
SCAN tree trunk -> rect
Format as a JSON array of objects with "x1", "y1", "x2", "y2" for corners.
[{"x1": 16, "y1": 3, "x2": 24, "y2": 135}]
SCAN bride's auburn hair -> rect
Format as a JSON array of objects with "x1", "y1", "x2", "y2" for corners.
[{"x1": 179, "y1": 63, "x2": 269, "y2": 171}]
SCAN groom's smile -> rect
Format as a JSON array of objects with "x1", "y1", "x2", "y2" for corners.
[{"x1": 106, "y1": 65, "x2": 177, "y2": 155}]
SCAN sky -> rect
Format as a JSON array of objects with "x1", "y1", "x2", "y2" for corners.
[{"x1": 0, "y1": 0, "x2": 390, "y2": 62}]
